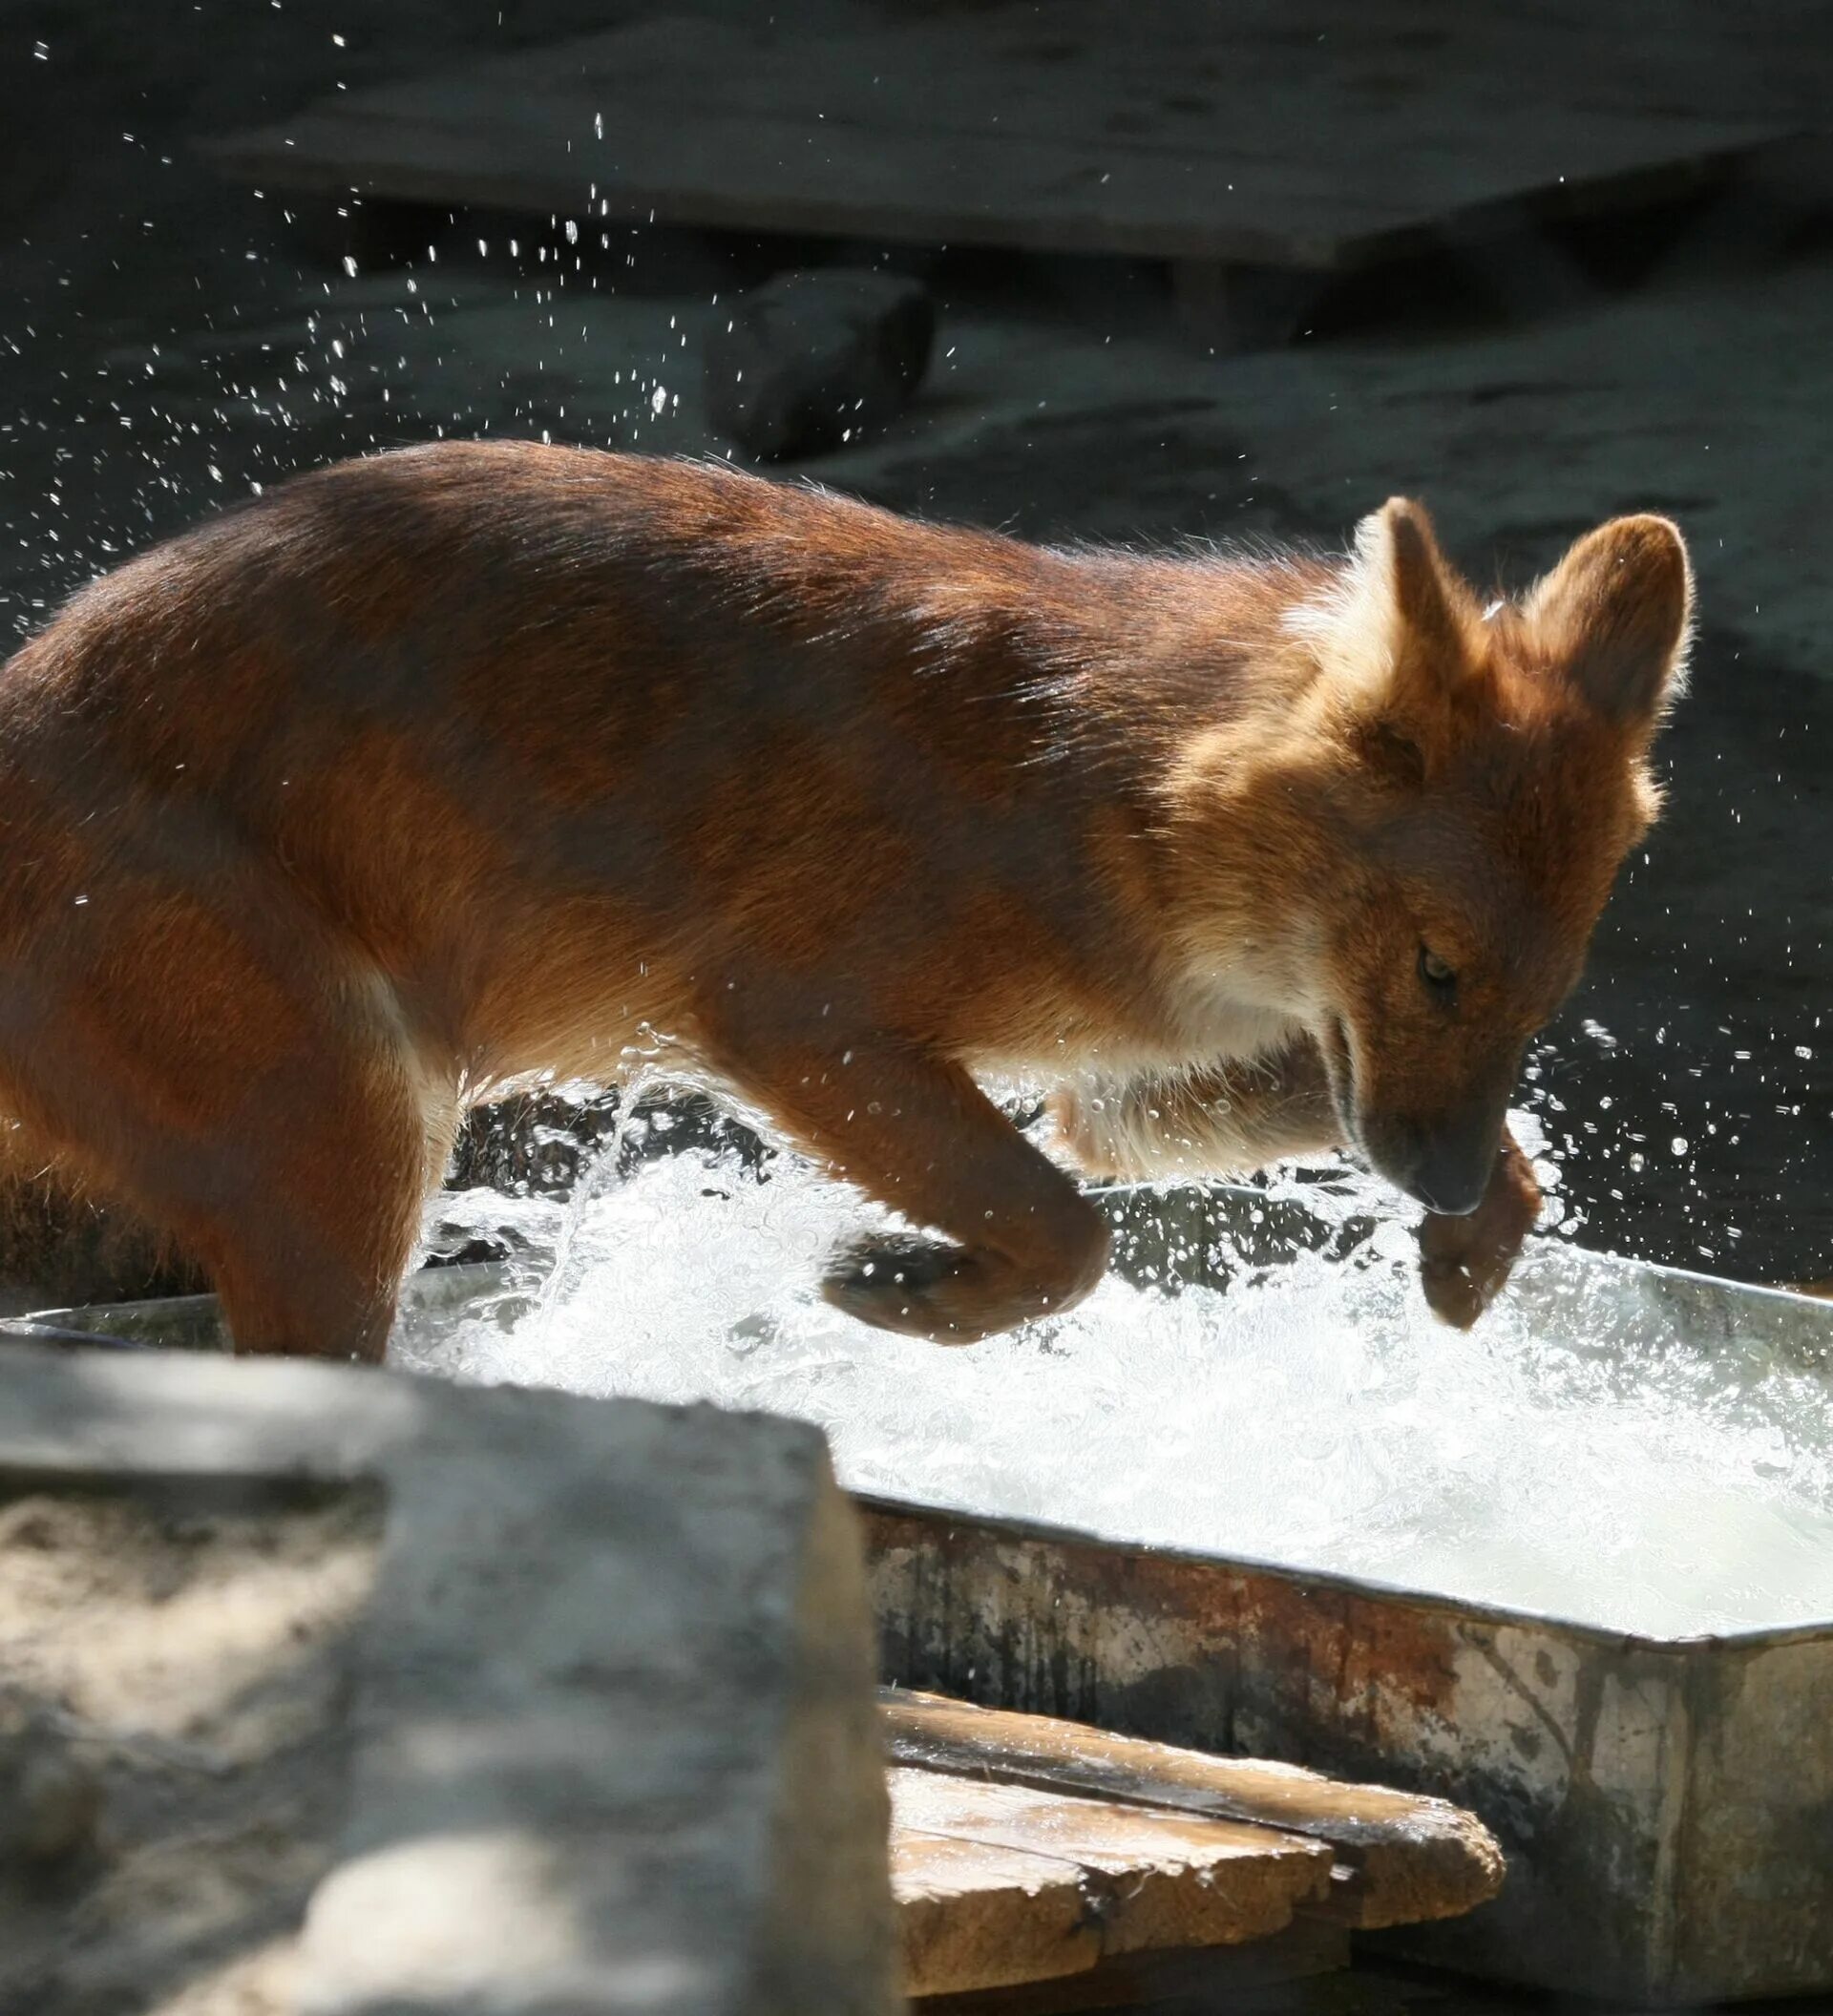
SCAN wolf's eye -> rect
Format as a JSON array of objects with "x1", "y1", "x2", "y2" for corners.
[{"x1": 1419, "y1": 947, "x2": 1458, "y2": 995}]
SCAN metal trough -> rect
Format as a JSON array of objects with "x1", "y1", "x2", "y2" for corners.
[
  {"x1": 865, "y1": 1497, "x2": 1833, "y2": 2006},
  {"x1": 10, "y1": 1185, "x2": 1832, "y2": 2005}
]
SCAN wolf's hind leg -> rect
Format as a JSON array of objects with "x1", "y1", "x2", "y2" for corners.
[
  {"x1": 0, "y1": 898, "x2": 462, "y2": 1361},
  {"x1": 195, "y1": 1048, "x2": 462, "y2": 1361}
]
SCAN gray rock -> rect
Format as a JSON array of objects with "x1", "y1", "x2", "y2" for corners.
[
  {"x1": 0, "y1": 1346, "x2": 902, "y2": 2016},
  {"x1": 704, "y1": 267, "x2": 936, "y2": 460}
]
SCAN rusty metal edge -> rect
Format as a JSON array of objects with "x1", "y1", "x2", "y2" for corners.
[{"x1": 849, "y1": 1490, "x2": 1833, "y2": 1654}]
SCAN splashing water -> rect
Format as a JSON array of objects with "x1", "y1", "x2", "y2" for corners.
[{"x1": 400, "y1": 1127, "x2": 1833, "y2": 1640}]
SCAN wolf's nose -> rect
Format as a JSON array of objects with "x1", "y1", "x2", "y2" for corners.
[{"x1": 1409, "y1": 1150, "x2": 1489, "y2": 1218}]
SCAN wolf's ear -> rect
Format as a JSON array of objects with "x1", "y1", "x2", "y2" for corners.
[
  {"x1": 1525, "y1": 515, "x2": 1692, "y2": 728},
  {"x1": 1292, "y1": 497, "x2": 1472, "y2": 784},
  {"x1": 1329, "y1": 497, "x2": 1468, "y2": 782},
  {"x1": 1301, "y1": 495, "x2": 1465, "y2": 682},
  {"x1": 1363, "y1": 496, "x2": 1462, "y2": 661}
]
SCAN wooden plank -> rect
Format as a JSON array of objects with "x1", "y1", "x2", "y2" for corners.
[
  {"x1": 892, "y1": 1830, "x2": 1102, "y2": 1998},
  {"x1": 889, "y1": 1768, "x2": 1332, "y2": 1958},
  {"x1": 256, "y1": 2, "x2": 1775, "y2": 194},
  {"x1": 880, "y1": 1689, "x2": 1505, "y2": 1930},
  {"x1": 199, "y1": 102, "x2": 1417, "y2": 273},
  {"x1": 198, "y1": 3, "x2": 1791, "y2": 274}
]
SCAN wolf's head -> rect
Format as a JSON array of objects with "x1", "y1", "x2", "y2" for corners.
[{"x1": 1229, "y1": 498, "x2": 1692, "y2": 1214}]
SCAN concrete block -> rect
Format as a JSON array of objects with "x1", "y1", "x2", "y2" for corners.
[{"x1": 0, "y1": 1345, "x2": 901, "y2": 2016}]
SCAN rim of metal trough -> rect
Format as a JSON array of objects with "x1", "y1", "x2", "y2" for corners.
[{"x1": 853, "y1": 1479, "x2": 1833, "y2": 1656}]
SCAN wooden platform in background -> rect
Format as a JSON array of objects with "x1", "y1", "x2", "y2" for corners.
[
  {"x1": 200, "y1": 1, "x2": 1792, "y2": 293},
  {"x1": 882, "y1": 1689, "x2": 1504, "y2": 2007}
]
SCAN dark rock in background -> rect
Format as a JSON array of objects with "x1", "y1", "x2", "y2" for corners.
[
  {"x1": 450, "y1": 1086, "x2": 769, "y2": 1203},
  {"x1": 703, "y1": 267, "x2": 936, "y2": 460}
]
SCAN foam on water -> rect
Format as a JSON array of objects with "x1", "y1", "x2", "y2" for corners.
[{"x1": 399, "y1": 1135, "x2": 1833, "y2": 1640}]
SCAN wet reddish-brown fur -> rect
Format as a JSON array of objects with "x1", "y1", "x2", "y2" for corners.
[{"x1": 0, "y1": 443, "x2": 1690, "y2": 1354}]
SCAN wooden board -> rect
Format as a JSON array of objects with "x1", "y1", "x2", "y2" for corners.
[
  {"x1": 198, "y1": 1, "x2": 1794, "y2": 275},
  {"x1": 881, "y1": 1687, "x2": 1505, "y2": 1931},
  {"x1": 890, "y1": 1766, "x2": 1332, "y2": 1998},
  {"x1": 892, "y1": 1828, "x2": 1103, "y2": 1997}
]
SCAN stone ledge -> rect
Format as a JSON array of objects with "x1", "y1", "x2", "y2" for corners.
[{"x1": 0, "y1": 1344, "x2": 901, "y2": 2016}]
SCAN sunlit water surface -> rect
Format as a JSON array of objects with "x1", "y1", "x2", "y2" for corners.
[{"x1": 399, "y1": 1125, "x2": 1833, "y2": 1640}]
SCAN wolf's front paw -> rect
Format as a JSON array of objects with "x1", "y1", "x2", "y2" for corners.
[
  {"x1": 823, "y1": 1203, "x2": 1109, "y2": 1344},
  {"x1": 1418, "y1": 1133, "x2": 1541, "y2": 1327},
  {"x1": 822, "y1": 1233, "x2": 978, "y2": 1342}
]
